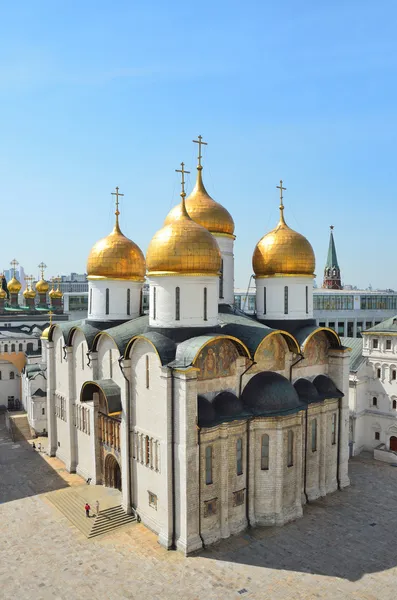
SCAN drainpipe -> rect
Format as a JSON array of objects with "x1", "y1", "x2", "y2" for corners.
[
  {"x1": 289, "y1": 353, "x2": 304, "y2": 381},
  {"x1": 336, "y1": 396, "x2": 342, "y2": 489},
  {"x1": 197, "y1": 425, "x2": 206, "y2": 549},
  {"x1": 239, "y1": 359, "x2": 256, "y2": 397},
  {"x1": 170, "y1": 368, "x2": 176, "y2": 550},
  {"x1": 238, "y1": 359, "x2": 255, "y2": 528},
  {"x1": 303, "y1": 405, "x2": 309, "y2": 504},
  {"x1": 119, "y1": 357, "x2": 140, "y2": 522}
]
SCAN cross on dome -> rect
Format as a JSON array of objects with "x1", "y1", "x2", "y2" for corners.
[
  {"x1": 175, "y1": 162, "x2": 190, "y2": 198},
  {"x1": 10, "y1": 258, "x2": 19, "y2": 276},
  {"x1": 193, "y1": 135, "x2": 207, "y2": 168},
  {"x1": 38, "y1": 262, "x2": 47, "y2": 278},
  {"x1": 111, "y1": 186, "x2": 124, "y2": 216}
]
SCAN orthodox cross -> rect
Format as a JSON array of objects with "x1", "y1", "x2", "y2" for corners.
[
  {"x1": 48, "y1": 310, "x2": 53, "y2": 326},
  {"x1": 276, "y1": 180, "x2": 286, "y2": 207},
  {"x1": 111, "y1": 186, "x2": 124, "y2": 215},
  {"x1": 25, "y1": 275, "x2": 33, "y2": 288},
  {"x1": 10, "y1": 259, "x2": 19, "y2": 276},
  {"x1": 193, "y1": 135, "x2": 207, "y2": 167},
  {"x1": 175, "y1": 162, "x2": 190, "y2": 197},
  {"x1": 38, "y1": 262, "x2": 47, "y2": 279}
]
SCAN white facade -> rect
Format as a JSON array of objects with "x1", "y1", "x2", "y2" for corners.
[
  {"x1": 88, "y1": 279, "x2": 142, "y2": 322},
  {"x1": 0, "y1": 359, "x2": 21, "y2": 407},
  {"x1": 255, "y1": 276, "x2": 313, "y2": 321},
  {"x1": 214, "y1": 235, "x2": 235, "y2": 305},
  {"x1": 148, "y1": 275, "x2": 218, "y2": 328}
]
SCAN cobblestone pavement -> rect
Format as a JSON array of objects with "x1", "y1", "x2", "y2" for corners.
[{"x1": 1, "y1": 416, "x2": 397, "y2": 600}]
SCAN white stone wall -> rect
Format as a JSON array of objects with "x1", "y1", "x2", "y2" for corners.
[
  {"x1": 214, "y1": 235, "x2": 235, "y2": 305},
  {"x1": 255, "y1": 276, "x2": 314, "y2": 321},
  {"x1": 88, "y1": 279, "x2": 142, "y2": 321},
  {"x1": 0, "y1": 359, "x2": 21, "y2": 406},
  {"x1": 148, "y1": 275, "x2": 218, "y2": 328}
]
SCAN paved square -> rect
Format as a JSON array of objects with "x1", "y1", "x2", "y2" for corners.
[{"x1": 1, "y1": 414, "x2": 397, "y2": 599}]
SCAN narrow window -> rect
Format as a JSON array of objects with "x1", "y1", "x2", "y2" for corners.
[
  {"x1": 386, "y1": 340, "x2": 392, "y2": 350},
  {"x1": 4, "y1": 344, "x2": 7, "y2": 352},
  {"x1": 393, "y1": 370, "x2": 396, "y2": 381},
  {"x1": 109, "y1": 349, "x2": 113, "y2": 379},
  {"x1": 11, "y1": 344, "x2": 15, "y2": 352},
  {"x1": 233, "y1": 489, "x2": 245, "y2": 506},
  {"x1": 287, "y1": 430, "x2": 294, "y2": 466},
  {"x1": 127, "y1": 289, "x2": 131, "y2": 316},
  {"x1": 204, "y1": 287, "x2": 208, "y2": 321},
  {"x1": 373, "y1": 339, "x2": 378, "y2": 349},
  {"x1": 175, "y1": 287, "x2": 180, "y2": 321},
  {"x1": 148, "y1": 491, "x2": 157, "y2": 509},
  {"x1": 331, "y1": 413, "x2": 337, "y2": 445},
  {"x1": 10, "y1": 371, "x2": 14, "y2": 380},
  {"x1": 284, "y1": 286, "x2": 288, "y2": 315},
  {"x1": 145, "y1": 436, "x2": 150, "y2": 465},
  {"x1": 305, "y1": 286, "x2": 309, "y2": 314},
  {"x1": 42, "y1": 407, "x2": 45, "y2": 415},
  {"x1": 393, "y1": 400, "x2": 397, "y2": 410},
  {"x1": 375, "y1": 431, "x2": 380, "y2": 441},
  {"x1": 377, "y1": 368, "x2": 381, "y2": 379},
  {"x1": 146, "y1": 355, "x2": 150, "y2": 389},
  {"x1": 236, "y1": 438, "x2": 243, "y2": 475},
  {"x1": 372, "y1": 396, "x2": 378, "y2": 406},
  {"x1": 261, "y1": 434, "x2": 269, "y2": 470},
  {"x1": 18, "y1": 343, "x2": 22, "y2": 351},
  {"x1": 263, "y1": 287, "x2": 266, "y2": 315},
  {"x1": 153, "y1": 287, "x2": 156, "y2": 320},
  {"x1": 89, "y1": 288, "x2": 92, "y2": 313},
  {"x1": 219, "y1": 260, "x2": 224, "y2": 299},
  {"x1": 205, "y1": 446, "x2": 213, "y2": 484},
  {"x1": 105, "y1": 288, "x2": 110, "y2": 315},
  {"x1": 311, "y1": 419, "x2": 317, "y2": 452}
]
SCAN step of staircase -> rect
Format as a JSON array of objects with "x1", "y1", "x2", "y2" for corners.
[
  {"x1": 46, "y1": 486, "x2": 136, "y2": 538},
  {"x1": 10, "y1": 414, "x2": 32, "y2": 441}
]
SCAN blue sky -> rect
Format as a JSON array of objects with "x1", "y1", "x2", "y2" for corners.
[{"x1": 1, "y1": 1, "x2": 396, "y2": 289}]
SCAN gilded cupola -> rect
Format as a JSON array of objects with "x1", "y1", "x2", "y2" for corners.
[
  {"x1": 164, "y1": 136, "x2": 235, "y2": 237},
  {"x1": 49, "y1": 277, "x2": 63, "y2": 299},
  {"x1": 253, "y1": 181, "x2": 315, "y2": 278},
  {"x1": 7, "y1": 259, "x2": 22, "y2": 294},
  {"x1": 0, "y1": 287, "x2": 7, "y2": 299},
  {"x1": 36, "y1": 262, "x2": 49, "y2": 293},
  {"x1": 23, "y1": 276, "x2": 36, "y2": 299},
  {"x1": 87, "y1": 187, "x2": 146, "y2": 281},
  {"x1": 146, "y1": 162, "x2": 222, "y2": 276}
]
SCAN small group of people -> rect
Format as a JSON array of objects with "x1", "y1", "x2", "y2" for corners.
[
  {"x1": 84, "y1": 500, "x2": 100, "y2": 518},
  {"x1": 32, "y1": 442, "x2": 42, "y2": 452}
]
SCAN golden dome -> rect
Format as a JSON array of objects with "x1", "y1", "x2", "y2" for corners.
[
  {"x1": 36, "y1": 279, "x2": 49, "y2": 293},
  {"x1": 164, "y1": 166, "x2": 235, "y2": 237},
  {"x1": 7, "y1": 277, "x2": 22, "y2": 294},
  {"x1": 87, "y1": 215, "x2": 145, "y2": 281},
  {"x1": 49, "y1": 286, "x2": 63, "y2": 299},
  {"x1": 41, "y1": 326, "x2": 50, "y2": 339},
  {"x1": 147, "y1": 180, "x2": 221, "y2": 277},
  {"x1": 253, "y1": 200, "x2": 315, "y2": 278},
  {"x1": 23, "y1": 287, "x2": 36, "y2": 299},
  {"x1": 0, "y1": 288, "x2": 7, "y2": 299}
]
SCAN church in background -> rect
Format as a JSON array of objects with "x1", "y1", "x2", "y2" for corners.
[{"x1": 26, "y1": 136, "x2": 350, "y2": 553}]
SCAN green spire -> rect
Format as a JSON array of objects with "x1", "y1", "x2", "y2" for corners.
[{"x1": 326, "y1": 226, "x2": 339, "y2": 269}]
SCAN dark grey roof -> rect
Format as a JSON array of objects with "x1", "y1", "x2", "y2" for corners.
[
  {"x1": 212, "y1": 392, "x2": 245, "y2": 419},
  {"x1": 81, "y1": 379, "x2": 121, "y2": 415},
  {"x1": 293, "y1": 378, "x2": 322, "y2": 404},
  {"x1": 341, "y1": 337, "x2": 365, "y2": 372},
  {"x1": 32, "y1": 388, "x2": 46, "y2": 397},
  {"x1": 25, "y1": 364, "x2": 46, "y2": 379},
  {"x1": 242, "y1": 371, "x2": 306, "y2": 416},
  {"x1": 198, "y1": 396, "x2": 216, "y2": 427},
  {"x1": 364, "y1": 316, "x2": 397, "y2": 334},
  {"x1": 312, "y1": 374, "x2": 343, "y2": 399}
]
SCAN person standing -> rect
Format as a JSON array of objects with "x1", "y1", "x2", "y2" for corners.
[
  {"x1": 84, "y1": 503, "x2": 90, "y2": 518},
  {"x1": 95, "y1": 500, "x2": 100, "y2": 517}
]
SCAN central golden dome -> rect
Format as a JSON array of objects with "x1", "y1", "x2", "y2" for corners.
[
  {"x1": 253, "y1": 202, "x2": 315, "y2": 277},
  {"x1": 164, "y1": 166, "x2": 235, "y2": 237},
  {"x1": 36, "y1": 279, "x2": 49, "y2": 293},
  {"x1": 7, "y1": 277, "x2": 22, "y2": 294},
  {"x1": 87, "y1": 214, "x2": 145, "y2": 281},
  {"x1": 147, "y1": 192, "x2": 221, "y2": 276},
  {"x1": 23, "y1": 286, "x2": 36, "y2": 299}
]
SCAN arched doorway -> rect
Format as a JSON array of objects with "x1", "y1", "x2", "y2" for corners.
[
  {"x1": 104, "y1": 454, "x2": 122, "y2": 491},
  {"x1": 390, "y1": 436, "x2": 397, "y2": 451}
]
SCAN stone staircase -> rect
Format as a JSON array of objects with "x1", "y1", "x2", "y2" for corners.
[
  {"x1": 10, "y1": 413, "x2": 32, "y2": 441},
  {"x1": 46, "y1": 486, "x2": 136, "y2": 538}
]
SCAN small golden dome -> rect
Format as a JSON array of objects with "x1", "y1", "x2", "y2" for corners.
[
  {"x1": 253, "y1": 201, "x2": 315, "y2": 278},
  {"x1": 41, "y1": 326, "x2": 50, "y2": 339},
  {"x1": 0, "y1": 288, "x2": 7, "y2": 299},
  {"x1": 7, "y1": 277, "x2": 22, "y2": 293},
  {"x1": 36, "y1": 279, "x2": 49, "y2": 293},
  {"x1": 49, "y1": 286, "x2": 63, "y2": 299},
  {"x1": 23, "y1": 287, "x2": 36, "y2": 299},
  {"x1": 147, "y1": 188, "x2": 221, "y2": 277},
  {"x1": 87, "y1": 218, "x2": 145, "y2": 281},
  {"x1": 164, "y1": 167, "x2": 235, "y2": 237}
]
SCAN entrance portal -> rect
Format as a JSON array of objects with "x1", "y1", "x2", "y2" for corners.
[
  {"x1": 390, "y1": 436, "x2": 397, "y2": 451},
  {"x1": 104, "y1": 454, "x2": 122, "y2": 491}
]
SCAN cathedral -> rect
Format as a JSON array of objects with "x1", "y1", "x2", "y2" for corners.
[{"x1": 38, "y1": 137, "x2": 350, "y2": 553}]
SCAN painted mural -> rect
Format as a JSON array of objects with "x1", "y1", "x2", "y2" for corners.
[
  {"x1": 255, "y1": 334, "x2": 286, "y2": 371},
  {"x1": 304, "y1": 332, "x2": 329, "y2": 366},
  {"x1": 196, "y1": 339, "x2": 240, "y2": 380}
]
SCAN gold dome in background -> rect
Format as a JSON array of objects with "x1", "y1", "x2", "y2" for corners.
[
  {"x1": 253, "y1": 182, "x2": 315, "y2": 277},
  {"x1": 147, "y1": 163, "x2": 222, "y2": 276},
  {"x1": 164, "y1": 167, "x2": 235, "y2": 237},
  {"x1": 41, "y1": 326, "x2": 50, "y2": 339},
  {"x1": 87, "y1": 188, "x2": 146, "y2": 281},
  {"x1": 36, "y1": 279, "x2": 49, "y2": 293},
  {"x1": 7, "y1": 277, "x2": 22, "y2": 293},
  {"x1": 23, "y1": 287, "x2": 36, "y2": 299},
  {"x1": 49, "y1": 287, "x2": 63, "y2": 299},
  {"x1": 0, "y1": 288, "x2": 7, "y2": 299}
]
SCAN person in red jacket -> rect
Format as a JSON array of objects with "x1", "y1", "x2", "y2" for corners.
[{"x1": 84, "y1": 503, "x2": 90, "y2": 518}]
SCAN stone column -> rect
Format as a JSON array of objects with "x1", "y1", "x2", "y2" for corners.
[
  {"x1": 319, "y1": 406, "x2": 327, "y2": 496},
  {"x1": 248, "y1": 421, "x2": 256, "y2": 526},
  {"x1": 89, "y1": 392, "x2": 101, "y2": 484},
  {"x1": 274, "y1": 427, "x2": 284, "y2": 522},
  {"x1": 328, "y1": 348, "x2": 351, "y2": 488},
  {"x1": 120, "y1": 358, "x2": 132, "y2": 514},
  {"x1": 66, "y1": 346, "x2": 77, "y2": 472},
  {"x1": 46, "y1": 340, "x2": 57, "y2": 456},
  {"x1": 295, "y1": 419, "x2": 303, "y2": 516},
  {"x1": 219, "y1": 427, "x2": 230, "y2": 539},
  {"x1": 158, "y1": 368, "x2": 173, "y2": 549}
]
